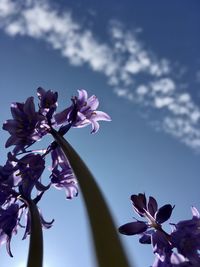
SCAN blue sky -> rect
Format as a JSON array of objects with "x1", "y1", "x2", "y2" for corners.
[{"x1": 0, "y1": 0, "x2": 200, "y2": 266}]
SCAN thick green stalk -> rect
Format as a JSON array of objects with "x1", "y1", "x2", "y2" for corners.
[
  {"x1": 51, "y1": 129, "x2": 132, "y2": 267},
  {"x1": 22, "y1": 198, "x2": 43, "y2": 267}
]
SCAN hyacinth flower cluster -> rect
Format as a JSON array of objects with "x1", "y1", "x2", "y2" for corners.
[
  {"x1": 119, "y1": 193, "x2": 200, "y2": 267},
  {"x1": 0, "y1": 87, "x2": 111, "y2": 259}
]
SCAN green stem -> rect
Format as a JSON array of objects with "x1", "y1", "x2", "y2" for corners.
[
  {"x1": 51, "y1": 129, "x2": 132, "y2": 267},
  {"x1": 21, "y1": 198, "x2": 43, "y2": 267}
]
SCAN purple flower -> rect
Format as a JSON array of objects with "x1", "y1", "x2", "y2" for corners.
[
  {"x1": 55, "y1": 89, "x2": 111, "y2": 133},
  {"x1": 1, "y1": 87, "x2": 112, "y2": 259},
  {"x1": 152, "y1": 252, "x2": 200, "y2": 267},
  {"x1": 0, "y1": 185, "x2": 11, "y2": 206},
  {"x1": 3, "y1": 97, "x2": 46, "y2": 153},
  {"x1": 37, "y1": 87, "x2": 58, "y2": 119},
  {"x1": 8, "y1": 153, "x2": 47, "y2": 199},
  {"x1": 0, "y1": 201, "x2": 53, "y2": 257},
  {"x1": 0, "y1": 204, "x2": 19, "y2": 257},
  {"x1": 119, "y1": 194, "x2": 200, "y2": 267},
  {"x1": 152, "y1": 252, "x2": 172, "y2": 267},
  {"x1": 119, "y1": 194, "x2": 174, "y2": 237},
  {"x1": 119, "y1": 193, "x2": 174, "y2": 260},
  {"x1": 0, "y1": 159, "x2": 20, "y2": 205},
  {"x1": 0, "y1": 161, "x2": 14, "y2": 188},
  {"x1": 51, "y1": 147, "x2": 78, "y2": 199},
  {"x1": 171, "y1": 207, "x2": 200, "y2": 264}
]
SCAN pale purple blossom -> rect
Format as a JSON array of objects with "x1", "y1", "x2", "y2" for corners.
[
  {"x1": 55, "y1": 89, "x2": 111, "y2": 133},
  {"x1": 51, "y1": 147, "x2": 78, "y2": 199}
]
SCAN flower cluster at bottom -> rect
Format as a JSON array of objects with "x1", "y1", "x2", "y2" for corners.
[{"x1": 119, "y1": 193, "x2": 200, "y2": 267}]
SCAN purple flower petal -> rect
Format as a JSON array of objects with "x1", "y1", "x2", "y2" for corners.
[
  {"x1": 170, "y1": 252, "x2": 186, "y2": 264},
  {"x1": 5, "y1": 135, "x2": 19, "y2": 148},
  {"x1": 119, "y1": 221, "x2": 147, "y2": 235},
  {"x1": 91, "y1": 120, "x2": 100, "y2": 133},
  {"x1": 91, "y1": 111, "x2": 111, "y2": 121},
  {"x1": 78, "y1": 89, "x2": 88, "y2": 104},
  {"x1": 131, "y1": 193, "x2": 147, "y2": 216},
  {"x1": 139, "y1": 231, "x2": 152, "y2": 244},
  {"x1": 3, "y1": 120, "x2": 18, "y2": 134},
  {"x1": 64, "y1": 182, "x2": 78, "y2": 199},
  {"x1": 191, "y1": 206, "x2": 200, "y2": 219},
  {"x1": 6, "y1": 237, "x2": 13, "y2": 257},
  {"x1": 10, "y1": 102, "x2": 23, "y2": 119},
  {"x1": 76, "y1": 111, "x2": 87, "y2": 122},
  {"x1": 87, "y1": 95, "x2": 99, "y2": 110},
  {"x1": 24, "y1": 97, "x2": 35, "y2": 117},
  {"x1": 22, "y1": 210, "x2": 30, "y2": 240},
  {"x1": 35, "y1": 181, "x2": 51, "y2": 192},
  {"x1": 39, "y1": 211, "x2": 54, "y2": 229},
  {"x1": 155, "y1": 204, "x2": 174, "y2": 224},
  {"x1": 54, "y1": 107, "x2": 72, "y2": 125},
  {"x1": 148, "y1": 196, "x2": 158, "y2": 217},
  {"x1": 37, "y1": 87, "x2": 46, "y2": 98}
]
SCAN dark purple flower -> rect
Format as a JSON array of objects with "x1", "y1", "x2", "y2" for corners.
[
  {"x1": 55, "y1": 89, "x2": 111, "y2": 133},
  {"x1": 0, "y1": 161, "x2": 14, "y2": 188},
  {"x1": 51, "y1": 147, "x2": 78, "y2": 199},
  {"x1": 119, "y1": 194, "x2": 174, "y2": 235},
  {"x1": 0, "y1": 186, "x2": 11, "y2": 206},
  {"x1": 0, "y1": 158, "x2": 20, "y2": 205},
  {"x1": 0, "y1": 204, "x2": 19, "y2": 257},
  {"x1": 119, "y1": 193, "x2": 174, "y2": 260},
  {"x1": 171, "y1": 207, "x2": 200, "y2": 264},
  {"x1": 3, "y1": 97, "x2": 46, "y2": 153},
  {"x1": 37, "y1": 87, "x2": 58, "y2": 119},
  {"x1": 8, "y1": 153, "x2": 47, "y2": 199},
  {"x1": 120, "y1": 194, "x2": 200, "y2": 267},
  {"x1": 152, "y1": 252, "x2": 200, "y2": 267}
]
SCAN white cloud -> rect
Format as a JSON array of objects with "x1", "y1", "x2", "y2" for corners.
[
  {"x1": 0, "y1": 0, "x2": 16, "y2": 17},
  {"x1": 154, "y1": 97, "x2": 174, "y2": 109},
  {"x1": 134, "y1": 77, "x2": 200, "y2": 149},
  {"x1": 1, "y1": 0, "x2": 200, "y2": 151},
  {"x1": 136, "y1": 85, "x2": 149, "y2": 96},
  {"x1": 151, "y1": 79, "x2": 175, "y2": 94},
  {"x1": 1, "y1": 0, "x2": 170, "y2": 92},
  {"x1": 163, "y1": 117, "x2": 200, "y2": 150}
]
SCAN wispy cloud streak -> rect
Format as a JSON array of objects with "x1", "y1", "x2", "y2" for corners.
[{"x1": 1, "y1": 0, "x2": 200, "y2": 150}]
